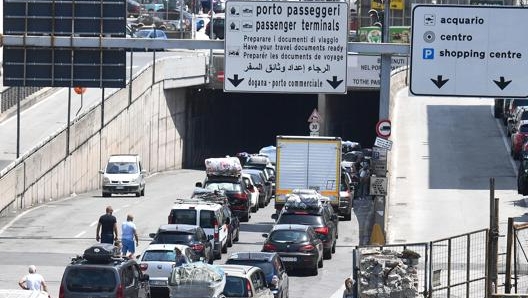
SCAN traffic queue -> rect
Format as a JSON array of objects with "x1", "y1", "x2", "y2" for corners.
[{"x1": 59, "y1": 136, "x2": 373, "y2": 298}]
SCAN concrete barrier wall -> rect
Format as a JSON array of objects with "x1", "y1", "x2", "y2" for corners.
[{"x1": 0, "y1": 53, "x2": 207, "y2": 216}]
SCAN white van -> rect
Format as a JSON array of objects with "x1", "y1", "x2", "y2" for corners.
[
  {"x1": 167, "y1": 199, "x2": 230, "y2": 260},
  {"x1": 99, "y1": 154, "x2": 146, "y2": 197}
]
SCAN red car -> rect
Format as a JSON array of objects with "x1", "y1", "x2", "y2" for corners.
[{"x1": 510, "y1": 121, "x2": 528, "y2": 159}]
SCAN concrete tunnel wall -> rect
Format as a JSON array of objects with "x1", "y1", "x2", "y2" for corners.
[
  {"x1": 0, "y1": 53, "x2": 207, "y2": 217},
  {"x1": 0, "y1": 54, "x2": 408, "y2": 220}
]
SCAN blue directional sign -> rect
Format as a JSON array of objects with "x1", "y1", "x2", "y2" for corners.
[{"x1": 3, "y1": 0, "x2": 126, "y2": 88}]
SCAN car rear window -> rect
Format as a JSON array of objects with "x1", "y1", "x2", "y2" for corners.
[
  {"x1": 270, "y1": 230, "x2": 309, "y2": 243},
  {"x1": 205, "y1": 182, "x2": 241, "y2": 192},
  {"x1": 142, "y1": 250, "x2": 176, "y2": 262},
  {"x1": 64, "y1": 267, "x2": 116, "y2": 292},
  {"x1": 152, "y1": 232, "x2": 194, "y2": 244},
  {"x1": 223, "y1": 276, "x2": 248, "y2": 297},
  {"x1": 521, "y1": 124, "x2": 528, "y2": 133},
  {"x1": 170, "y1": 209, "x2": 197, "y2": 225},
  {"x1": 200, "y1": 210, "x2": 216, "y2": 229},
  {"x1": 277, "y1": 213, "x2": 322, "y2": 226}
]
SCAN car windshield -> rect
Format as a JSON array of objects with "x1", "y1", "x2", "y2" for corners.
[
  {"x1": 106, "y1": 162, "x2": 137, "y2": 174},
  {"x1": 222, "y1": 276, "x2": 248, "y2": 297},
  {"x1": 65, "y1": 268, "x2": 116, "y2": 292},
  {"x1": 270, "y1": 230, "x2": 309, "y2": 243},
  {"x1": 152, "y1": 232, "x2": 194, "y2": 244},
  {"x1": 204, "y1": 182, "x2": 241, "y2": 192},
  {"x1": 277, "y1": 213, "x2": 322, "y2": 226},
  {"x1": 142, "y1": 250, "x2": 176, "y2": 262},
  {"x1": 136, "y1": 30, "x2": 153, "y2": 38}
]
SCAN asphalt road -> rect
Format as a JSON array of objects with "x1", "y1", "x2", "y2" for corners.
[
  {"x1": 0, "y1": 169, "x2": 372, "y2": 298},
  {"x1": 387, "y1": 88, "x2": 525, "y2": 245}
]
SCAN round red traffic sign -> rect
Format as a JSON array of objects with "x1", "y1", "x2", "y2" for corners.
[{"x1": 376, "y1": 119, "x2": 391, "y2": 138}]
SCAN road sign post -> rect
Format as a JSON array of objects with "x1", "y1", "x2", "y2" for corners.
[
  {"x1": 410, "y1": 5, "x2": 528, "y2": 97},
  {"x1": 224, "y1": 1, "x2": 348, "y2": 94}
]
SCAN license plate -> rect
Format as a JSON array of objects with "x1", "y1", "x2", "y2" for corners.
[
  {"x1": 115, "y1": 186, "x2": 124, "y2": 190},
  {"x1": 281, "y1": 257, "x2": 297, "y2": 262},
  {"x1": 150, "y1": 280, "x2": 167, "y2": 286}
]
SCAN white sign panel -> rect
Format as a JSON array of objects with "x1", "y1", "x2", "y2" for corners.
[
  {"x1": 374, "y1": 137, "x2": 392, "y2": 151},
  {"x1": 224, "y1": 1, "x2": 348, "y2": 94},
  {"x1": 347, "y1": 55, "x2": 408, "y2": 88},
  {"x1": 410, "y1": 5, "x2": 528, "y2": 97}
]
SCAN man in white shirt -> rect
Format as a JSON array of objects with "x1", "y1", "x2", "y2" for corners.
[
  {"x1": 18, "y1": 265, "x2": 48, "y2": 292},
  {"x1": 121, "y1": 214, "x2": 139, "y2": 258}
]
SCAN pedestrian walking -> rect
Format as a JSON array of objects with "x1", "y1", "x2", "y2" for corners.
[
  {"x1": 96, "y1": 206, "x2": 118, "y2": 244},
  {"x1": 18, "y1": 265, "x2": 48, "y2": 293},
  {"x1": 121, "y1": 214, "x2": 139, "y2": 258}
]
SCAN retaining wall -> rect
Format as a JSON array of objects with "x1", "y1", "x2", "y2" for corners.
[{"x1": 0, "y1": 52, "x2": 207, "y2": 216}]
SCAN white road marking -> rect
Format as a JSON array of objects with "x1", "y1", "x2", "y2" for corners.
[
  {"x1": 492, "y1": 105, "x2": 517, "y2": 174},
  {"x1": 89, "y1": 221, "x2": 98, "y2": 227},
  {"x1": 0, "y1": 204, "x2": 47, "y2": 235},
  {"x1": 74, "y1": 231, "x2": 86, "y2": 238}
]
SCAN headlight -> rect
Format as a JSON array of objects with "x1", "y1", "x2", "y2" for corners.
[{"x1": 103, "y1": 177, "x2": 110, "y2": 183}]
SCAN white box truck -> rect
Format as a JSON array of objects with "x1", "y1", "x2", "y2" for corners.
[{"x1": 275, "y1": 136, "x2": 352, "y2": 219}]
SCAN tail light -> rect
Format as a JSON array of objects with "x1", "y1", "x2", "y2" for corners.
[
  {"x1": 116, "y1": 284, "x2": 124, "y2": 298},
  {"x1": 139, "y1": 263, "x2": 148, "y2": 271},
  {"x1": 192, "y1": 243, "x2": 205, "y2": 251},
  {"x1": 232, "y1": 192, "x2": 248, "y2": 200},
  {"x1": 263, "y1": 243, "x2": 276, "y2": 252},
  {"x1": 59, "y1": 284, "x2": 65, "y2": 298},
  {"x1": 299, "y1": 244, "x2": 316, "y2": 252},
  {"x1": 246, "y1": 279, "x2": 253, "y2": 297},
  {"x1": 314, "y1": 226, "x2": 329, "y2": 236},
  {"x1": 214, "y1": 220, "x2": 219, "y2": 241}
]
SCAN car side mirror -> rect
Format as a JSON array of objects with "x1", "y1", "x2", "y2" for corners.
[
  {"x1": 149, "y1": 233, "x2": 156, "y2": 238},
  {"x1": 207, "y1": 235, "x2": 213, "y2": 241},
  {"x1": 225, "y1": 217, "x2": 231, "y2": 225},
  {"x1": 271, "y1": 213, "x2": 278, "y2": 220},
  {"x1": 513, "y1": 128, "x2": 518, "y2": 133},
  {"x1": 99, "y1": 170, "x2": 104, "y2": 174},
  {"x1": 195, "y1": 182, "x2": 203, "y2": 188},
  {"x1": 265, "y1": 181, "x2": 271, "y2": 186},
  {"x1": 262, "y1": 233, "x2": 269, "y2": 238},
  {"x1": 331, "y1": 214, "x2": 338, "y2": 221}
]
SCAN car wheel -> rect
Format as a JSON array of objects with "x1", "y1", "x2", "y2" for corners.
[
  {"x1": 311, "y1": 265, "x2": 319, "y2": 276},
  {"x1": 135, "y1": 191, "x2": 141, "y2": 197},
  {"x1": 141, "y1": 187, "x2": 145, "y2": 196},
  {"x1": 258, "y1": 199, "x2": 265, "y2": 208},
  {"x1": 102, "y1": 192, "x2": 111, "y2": 197},
  {"x1": 318, "y1": 256, "x2": 323, "y2": 268},
  {"x1": 343, "y1": 209, "x2": 352, "y2": 221},
  {"x1": 227, "y1": 232, "x2": 233, "y2": 247},
  {"x1": 251, "y1": 205, "x2": 257, "y2": 213},
  {"x1": 331, "y1": 240, "x2": 336, "y2": 253},
  {"x1": 242, "y1": 213, "x2": 250, "y2": 222},
  {"x1": 221, "y1": 241, "x2": 228, "y2": 253}
]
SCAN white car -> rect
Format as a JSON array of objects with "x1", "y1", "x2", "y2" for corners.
[
  {"x1": 137, "y1": 244, "x2": 198, "y2": 295},
  {"x1": 242, "y1": 173, "x2": 259, "y2": 213},
  {"x1": 99, "y1": 154, "x2": 146, "y2": 197},
  {"x1": 219, "y1": 265, "x2": 274, "y2": 298}
]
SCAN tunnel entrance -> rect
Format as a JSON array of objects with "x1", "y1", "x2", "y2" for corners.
[{"x1": 184, "y1": 88, "x2": 380, "y2": 168}]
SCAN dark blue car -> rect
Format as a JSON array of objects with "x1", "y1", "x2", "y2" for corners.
[{"x1": 226, "y1": 252, "x2": 289, "y2": 298}]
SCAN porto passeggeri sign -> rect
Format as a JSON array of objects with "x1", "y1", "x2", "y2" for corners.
[
  {"x1": 3, "y1": 0, "x2": 126, "y2": 88},
  {"x1": 410, "y1": 5, "x2": 528, "y2": 97},
  {"x1": 224, "y1": 1, "x2": 348, "y2": 94}
]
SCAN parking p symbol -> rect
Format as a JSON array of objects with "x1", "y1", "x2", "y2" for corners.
[{"x1": 423, "y1": 48, "x2": 434, "y2": 60}]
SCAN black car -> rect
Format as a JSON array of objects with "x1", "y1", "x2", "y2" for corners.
[
  {"x1": 272, "y1": 195, "x2": 338, "y2": 260},
  {"x1": 519, "y1": 156, "x2": 528, "y2": 195},
  {"x1": 494, "y1": 98, "x2": 504, "y2": 119},
  {"x1": 261, "y1": 224, "x2": 323, "y2": 276},
  {"x1": 59, "y1": 244, "x2": 150, "y2": 298},
  {"x1": 197, "y1": 174, "x2": 252, "y2": 222},
  {"x1": 127, "y1": 0, "x2": 143, "y2": 18},
  {"x1": 149, "y1": 224, "x2": 215, "y2": 264},
  {"x1": 205, "y1": 13, "x2": 225, "y2": 40},
  {"x1": 226, "y1": 252, "x2": 289, "y2": 298}
]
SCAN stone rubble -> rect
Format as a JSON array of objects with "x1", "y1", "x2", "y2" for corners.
[{"x1": 358, "y1": 249, "x2": 420, "y2": 298}]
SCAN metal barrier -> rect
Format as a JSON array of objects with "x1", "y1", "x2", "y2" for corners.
[
  {"x1": 509, "y1": 222, "x2": 528, "y2": 293},
  {"x1": 355, "y1": 229, "x2": 488, "y2": 297},
  {"x1": 1, "y1": 86, "x2": 44, "y2": 112}
]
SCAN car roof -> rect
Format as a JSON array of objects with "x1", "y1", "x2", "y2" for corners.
[
  {"x1": 108, "y1": 154, "x2": 138, "y2": 162},
  {"x1": 143, "y1": 243, "x2": 189, "y2": 252},
  {"x1": 218, "y1": 264, "x2": 260, "y2": 277},
  {"x1": 271, "y1": 224, "x2": 310, "y2": 231},
  {"x1": 171, "y1": 199, "x2": 223, "y2": 211},
  {"x1": 227, "y1": 252, "x2": 276, "y2": 262},
  {"x1": 157, "y1": 224, "x2": 200, "y2": 232}
]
